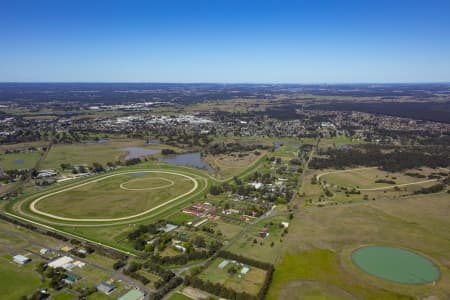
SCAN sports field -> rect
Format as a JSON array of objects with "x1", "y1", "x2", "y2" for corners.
[{"x1": 30, "y1": 170, "x2": 197, "y2": 221}]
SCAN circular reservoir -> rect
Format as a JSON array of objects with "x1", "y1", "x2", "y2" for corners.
[{"x1": 351, "y1": 246, "x2": 440, "y2": 284}]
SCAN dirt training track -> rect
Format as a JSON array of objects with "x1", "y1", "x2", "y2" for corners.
[{"x1": 28, "y1": 170, "x2": 198, "y2": 222}]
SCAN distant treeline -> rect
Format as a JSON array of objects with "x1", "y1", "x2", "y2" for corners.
[
  {"x1": 205, "y1": 142, "x2": 269, "y2": 155},
  {"x1": 307, "y1": 101, "x2": 450, "y2": 124},
  {"x1": 310, "y1": 145, "x2": 450, "y2": 172}
]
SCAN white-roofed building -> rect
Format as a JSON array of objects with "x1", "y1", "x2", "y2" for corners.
[
  {"x1": 48, "y1": 256, "x2": 74, "y2": 269},
  {"x1": 13, "y1": 255, "x2": 31, "y2": 265}
]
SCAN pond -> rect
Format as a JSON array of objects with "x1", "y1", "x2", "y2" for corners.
[
  {"x1": 351, "y1": 245, "x2": 440, "y2": 284},
  {"x1": 84, "y1": 138, "x2": 108, "y2": 145},
  {"x1": 158, "y1": 152, "x2": 215, "y2": 172},
  {"x1": 147, "y1": 139, "x2": 161, "y2": 145},
  {"x1": 14, "y1": 159, "x2": 25, "y2": 164},
  {"x1": 122, "y1": 147, "x2": 160, "y2": 160},
  {"x1": 273, "y1": 141, "x2": 285, "y2": 149}
]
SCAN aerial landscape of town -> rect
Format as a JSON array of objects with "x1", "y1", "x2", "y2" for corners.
[{"x1": 1, "y1": 1, "x2": 449, "y2": 300}]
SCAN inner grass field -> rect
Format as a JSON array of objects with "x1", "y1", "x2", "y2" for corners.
[{"x1": 31, "y1": 171, "x2": 196, "y2": 220}]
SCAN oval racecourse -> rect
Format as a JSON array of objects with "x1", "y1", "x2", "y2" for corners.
[{"x1": 23, "y1": 170, "x2": 201, "y2": 222}]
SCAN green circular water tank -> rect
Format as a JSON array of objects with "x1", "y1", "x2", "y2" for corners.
[{"x1": 352, "y1": 246, "x2": 440, "y2": 284}]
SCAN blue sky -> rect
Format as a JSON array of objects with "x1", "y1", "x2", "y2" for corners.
[{"x1": 1, "y1": 0, "x2": 450, "y2": 83}]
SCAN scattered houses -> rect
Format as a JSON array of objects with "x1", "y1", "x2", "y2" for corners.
[{"x1": 97, "y1": 282, "x2": 116, "y2": 295}]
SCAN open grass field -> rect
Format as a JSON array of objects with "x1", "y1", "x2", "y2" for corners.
[
  {"x1": 198, "y1": 257, "x2": 268, "y2": 296},
  {"x1": 32, "y1": 171, "x2": 196, "y2": 220},
  {"x1": 40, "y1": 139, "x2": 136, "y2": 169},
  {"x1": 39, "y1": 138, "x2": 178, "y2": 170},
  {"x1": 0, "y1": 141, "x2": 48, "y2": 152},
  {"x1": 204, "y1": 150, "x2": 265, "y2": 179},
  {"x1": 267, "y1": 192, "x2": 450, "y2": 300},
  {"x1": 52, "y1": 291, "x2": 77, "y2": 300},
  {"x1": 167, "y1": 292, "x2": 194, "y2": 300},
  {"x1": 166, "y1": 211, "x2": 197, "y2": 226},
  {"x1": 0, "y1": 219, "x2": 65, "y2": 250},
  {"x1": 227, "y1": 216, "x2": 289, "y2": 264},
  {"x1": 301, "y1": 166, "x2": 446, "y2": 207},
  {"x1": 0, "y1": 255, "x2": 42, "y2": 300},
  {"x1": 273, "y1": 143, "x2": 300, "y2": 160},
  {"x1": 319, "y1": 167, "x2": 436, "y2": 190},
  {"x1": 0, "y1": 231, "x2": 27, "y2": 247},
  {"x1": 0, "y1": 151, "x2": 43, "y2": 170},
  {"x1": 0, "y1": 182, "x2": 17, "y2": 196},
  {"x1": 213, "y1": 220, "x2": 244, "y2": 240}
]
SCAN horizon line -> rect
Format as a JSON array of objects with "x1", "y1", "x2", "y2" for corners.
[{"x1": 0, "y1": 81, "x2": 450, "y2": 85}]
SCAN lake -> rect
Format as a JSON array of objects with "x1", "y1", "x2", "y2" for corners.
[
  {"x1": 84, "y1": 138, "x2": 108, "y2": 145},
  {"x1": 147, "y1": 139, "x2": 161, "y2": 145},
  {"x1": 159, "y1": 152, "x2": 214, "y2": 172},
  {"x1": 122, "y1": 147, "x2": 160, "y2": 160}
]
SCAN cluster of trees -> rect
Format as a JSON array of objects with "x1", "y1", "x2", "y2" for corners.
[
  {"x1": 113, "y1": 259, "x2": 127, "y2": 270},
  {"x1": 218, "y1": 251, "x2": 275, "y2": 271},
  {"x1": 187, "y1": 277, "x2": 256, "y2": 300},
  {"x1": 149, "y1": 276, "x2": 183, "y2": 300},
  {"x1": 1, "y1": 128, "x2": 51, "y2": 145},
  {"x1": 125, "y1": 157, "x2": 141, "y2": 166},
  {"x1": 122, "y1": 261, "x2": 150, "y2": 285},
  {"x1": 151, "y1": 240, "x2": 222, "y2": 265},
  {"x1": 205, "y1": 142, "x2": 269, "y2": 155},
  {"x1": 151, "y1": 249, "x2": 209, "y2": 265},
  {"x1": 161, "y1": 149, "x2": 176, "y2": 155},
  {"x1": 143, "y1": 261, "x2": 176, "y2": 282},
  {"x1": 36, "y1": 264, "x2": 67, "y2": 290},
  {"x1": 128, "y1": 223, "x2": 161, "y2": 240},
  {"x1": 210, "y1": 171, "x2": 289, "y2": 212},
  {"x1": 374, "y1": 179, "x2": 396, "y2": 184},
  {"x1": 414, "y1": 183, "x2": 446, "y2": 195},
  {"x1": 311, "y1": 146, "x2": 450, "y2": 172},
  {"x1": 19, "y1": 291, "x2": 49, "y2": 300},
  {"x1": 127, "y1": 221, "x2": 164, "y2": 250},
  {"x1": 75, "y1": 285, "x2": 97, "y2": 299},
  {"x1": 1, "y1": 168, "x2": 31, "y2": 182},
  {"x1": 405, "y1": 172, "x2": 427, "y2": 178},
  {"x1": 160, "y1": 131, "x2": 213, "y2": 148},
  {"x1": 140, "y1": 261, "x2": 183, "y2": 300}
]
